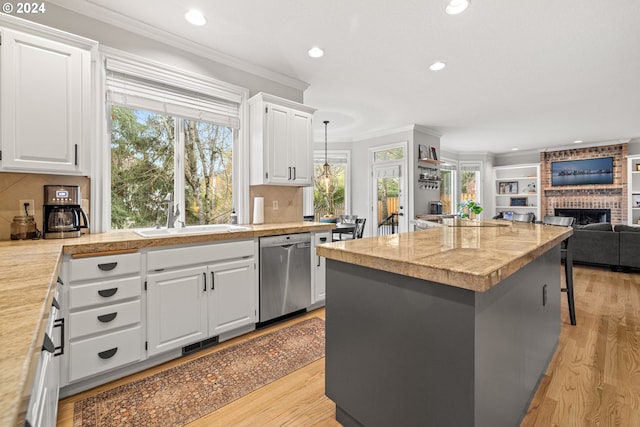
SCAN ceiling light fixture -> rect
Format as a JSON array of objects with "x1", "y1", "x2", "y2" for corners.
[
  {"x1": 429, "y1": 61, "x2": 446, "y2": 71},
  {"x1": 511, "y1": 148, "x2": 519, "y2": 151},
  {"x1": 308, "y1": 46, "x2": 325, "y2": 58},
  {"x1": 185, "y1": 9, "x2": 207, "y2": 26},
  {"x1": 446, "y1": 0, "x2": 470, "y2": 15},
  {"x1": 320, "y1": 120, "x2": 333, "y2": 194},
  {"x1": 573, "y1": 140, "x2": 583, "y2": 144}
]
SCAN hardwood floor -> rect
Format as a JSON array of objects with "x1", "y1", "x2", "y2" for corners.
[{"x1": 58, "y1": 265, "x2": 640, "y2": 427}]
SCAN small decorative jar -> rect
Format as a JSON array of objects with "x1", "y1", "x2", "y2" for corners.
[{"x1": 10, "y1": 215, "x2": 38, "y2": 240}]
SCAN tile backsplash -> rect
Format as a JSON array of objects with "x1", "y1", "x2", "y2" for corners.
[
  {"x1": 249, "y1": 185, "x2": 303, "y2": 224},
  {"x1": 0, "y1": 172, "x2": 90, "y2": 241}
]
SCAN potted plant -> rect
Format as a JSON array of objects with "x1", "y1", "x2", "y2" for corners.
[{"x1": 457, "y1": 199, "x2": 483, "y2": 219}]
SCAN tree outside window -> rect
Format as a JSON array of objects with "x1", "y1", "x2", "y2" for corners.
[{"x1": 111, "y1": 106, "x2": 233, "y2": 229}]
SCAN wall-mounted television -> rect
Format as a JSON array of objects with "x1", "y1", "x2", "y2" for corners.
[{"x1": 551, "y1": 157, "x2": 613, "y2": 186}]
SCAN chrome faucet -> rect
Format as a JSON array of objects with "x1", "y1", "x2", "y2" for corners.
[{"x1": 164, "y1": 193, "x2": 180, "y2": 228}]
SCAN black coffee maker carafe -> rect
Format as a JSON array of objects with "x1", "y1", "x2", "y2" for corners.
[{"x1": 43, "y1": 185, "x2": 89, "y2": 239}]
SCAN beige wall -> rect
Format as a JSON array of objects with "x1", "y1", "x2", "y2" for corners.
[
  {"x1": 0, "y1": 173, "x2": 90, "y2": 241},
  {"x1": 249, "y1": 185, "x2": 303, "y2": 224}
]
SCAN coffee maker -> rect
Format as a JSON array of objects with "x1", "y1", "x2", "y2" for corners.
[{"x1": 43, "y1": 185, "x2": 89, "y2": 239}]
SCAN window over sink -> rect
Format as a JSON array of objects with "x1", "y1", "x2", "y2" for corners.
[{"x1": 103, "y1": 53, "x2": 248, "y2": 231}]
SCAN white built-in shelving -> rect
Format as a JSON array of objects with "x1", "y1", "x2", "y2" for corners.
[
  {"x1": 493, "y1": 163, "x2": 541, "y2": 220},
  {"x1": 627, "y1": 156, "x2": 640, "y2": 225}
]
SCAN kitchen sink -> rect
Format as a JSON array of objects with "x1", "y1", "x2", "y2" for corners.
[{"x1": 133, "y1": 224, "x2": 251, "y2": 237}]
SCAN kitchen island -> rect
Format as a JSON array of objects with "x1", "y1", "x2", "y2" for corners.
[{"x1": 316, "y1": 219, "x2": 572, "y2": 427}]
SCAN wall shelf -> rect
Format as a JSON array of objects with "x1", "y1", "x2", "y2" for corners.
[{"x1": 493, "y1": 163, "x2": 540, "y2": 220}]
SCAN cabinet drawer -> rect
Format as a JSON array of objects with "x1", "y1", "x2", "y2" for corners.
[
  {"x1": 147, "y1": 240, "x2": 254, "y2": 271},
  {"x1": 68, "y1": 325, "x2": 142, "y2": 382},
  {"x1": 69, "y1": 300, "x2": 141, "y2": 339},
  {"x1": 68, "y1": 276, "x2": 142, "y2": 309},
  {"x1": 69, "y1": 253, "x2": 141, "y2": 282}
]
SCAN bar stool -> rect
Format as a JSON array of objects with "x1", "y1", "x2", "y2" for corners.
[{"x1": 542, "y1": 215, "x2": 576, "y2": 325}]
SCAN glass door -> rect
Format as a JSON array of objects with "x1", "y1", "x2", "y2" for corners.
[{"x1": 370, "y1": 144, "x2": 407, "y2": 236}]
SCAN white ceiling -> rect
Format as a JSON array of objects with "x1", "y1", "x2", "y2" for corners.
[{"x1": 49, "y1": 0, "x2": 640, "y2": 154}]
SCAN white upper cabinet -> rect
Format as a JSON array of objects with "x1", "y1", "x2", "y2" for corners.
[
  {"x1": 0, "y1": 23, "x2": 95, "y2": 174},
  {"x1": 249, "y1": 92, "x2": 316, "y2": 186}
]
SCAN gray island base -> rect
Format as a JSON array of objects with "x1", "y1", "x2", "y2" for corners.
[{"x1": 325, "y1": 246, "x2": 561, "y2": 427}]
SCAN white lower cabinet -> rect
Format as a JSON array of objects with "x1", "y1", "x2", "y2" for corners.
[
  {"x1": 61, "y1": 252, "x2": 144, "y2": 386},
  {"x1": 146, "y1": 266, "x2": 208, "y2": 356},
  {"x1": 146, "y1": 239, "x2": 258, "y2": 357},
  {"x1": 24, "y1": 287, "x2": 61, "y2": 427},
  {"x1": 312, "y1": 231, "x2": 331, "y2": 304}
]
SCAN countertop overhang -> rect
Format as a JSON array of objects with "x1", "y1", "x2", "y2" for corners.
[
  {"x1": 317, "y1": 220, "x2": 572, "y2": 293},
  {"x1": 0, "y1": 221, "x2": 333, "y2": 427}
]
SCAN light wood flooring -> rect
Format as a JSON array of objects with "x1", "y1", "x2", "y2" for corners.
[{"x1": 58, "y1": 265, "x2": 640, "y2": 427}]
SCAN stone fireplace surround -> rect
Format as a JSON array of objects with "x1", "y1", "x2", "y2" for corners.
[{"x1": 540, "y1": 143, "x2": 627, "y2": 225}]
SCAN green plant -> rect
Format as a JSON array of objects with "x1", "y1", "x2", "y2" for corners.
[{"x1": 457, "y1": 199, "x2": 483, "y2": 218}]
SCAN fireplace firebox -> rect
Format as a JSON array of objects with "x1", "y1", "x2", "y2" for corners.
[{"x1": 554, "y1": 208, "x2": 610, "y2": 225}]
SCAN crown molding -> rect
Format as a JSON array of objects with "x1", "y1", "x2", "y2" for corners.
[{"x1": 46, "y1": 0, "x2": 309, "y2": 91}]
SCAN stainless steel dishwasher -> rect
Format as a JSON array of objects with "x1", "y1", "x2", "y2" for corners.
[{"x1": 259, "y1": 233, "x2": 311, "y2": 324}]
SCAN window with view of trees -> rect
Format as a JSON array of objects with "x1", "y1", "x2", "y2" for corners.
[
  {"x1": 105, "y1": 58, "x2": 242, "y2": 231},
  {"x1": 459, "y1": 161, "x2": 482, "y2": 207},
  {"x1": 110, "y1": 106, "x2": 234, "y2": 229}
]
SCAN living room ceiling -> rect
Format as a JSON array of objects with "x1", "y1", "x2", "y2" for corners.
[{"x1": 48, "y1": 0, "x2": 640, "y2": 154}]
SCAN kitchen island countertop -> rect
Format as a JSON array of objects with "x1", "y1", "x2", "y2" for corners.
[
  {"x1": 0, "y1": 221, "x2": 333, "y2": 427},
  {"x1": 316, "y1": 219, "x2": 572, "y2": 292}
]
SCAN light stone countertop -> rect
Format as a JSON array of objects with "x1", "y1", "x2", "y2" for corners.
[
  {"x1": 317, "y1": 219, "x2": 572, "y2": 293},
  {"x1": 0, "y1": 221, "x2": 333, "y2": 427}
]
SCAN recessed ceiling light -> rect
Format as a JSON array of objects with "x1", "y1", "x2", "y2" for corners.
[
  {"x1": 429, "y1": 61, "x2": 446, "y2": 71},
  {"x1": 573, "y1": 140, "x2": 583, "y2": 144},
  {"x1": 185, "y1": 9, "x2": 207, "y2": 26},
  {"x1": 308, "y1": 47, "x2": 325, "y2": 58},
  {"x1": 446, "y1": 0, "x2": 470, "y2": 15},
  {"x1": 511, "y1": 148, "x2": 519, "y2": 151}
]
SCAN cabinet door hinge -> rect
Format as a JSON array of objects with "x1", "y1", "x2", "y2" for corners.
[{"x1": 144, "y1": 281, "x2": 147, "y2": 291}]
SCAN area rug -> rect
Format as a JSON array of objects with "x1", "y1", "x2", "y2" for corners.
[{"x1": 73, "y1": 317, "x2": 325, "y2": 427}]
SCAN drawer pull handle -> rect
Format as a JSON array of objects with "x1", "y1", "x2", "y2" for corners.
[
  {"x1": 97, "y1": 262, "x2": 118, "y2": 271},
  {"x1": 97, "y1": 312, "x2": 118, "y2": 323},
  {"x1": 54, "y1": 318, "x2": 64, "y2": 356},
  {"x1": 98, "y1": 347, "x2": 118, "y2": 359},
  {"x1": 42, "y1": 333, "x2": 55, "y2": 354},
  {"x1": 98, "y1": 288, "x2": 118, "y2": 298}
]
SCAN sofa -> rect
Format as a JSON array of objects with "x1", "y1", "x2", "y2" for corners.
[{"x1": 571, "y1": 223, "x2": 640, "y2": 270}]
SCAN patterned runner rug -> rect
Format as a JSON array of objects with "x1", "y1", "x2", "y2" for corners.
[{"x1": 73, "y1": 317, "x2": 325, "y2": 427}]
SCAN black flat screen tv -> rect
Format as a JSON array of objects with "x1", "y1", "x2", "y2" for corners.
[{"x1": 551, "y1": 157, "x2": 613, "y2": 186}]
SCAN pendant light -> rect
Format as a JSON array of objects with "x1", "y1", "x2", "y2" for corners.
[{"x1": 320, "y1": 120, "x2": 332, "y2": 194}]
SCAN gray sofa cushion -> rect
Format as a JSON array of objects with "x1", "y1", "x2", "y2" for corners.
[
  {"x1": 571, "y1": 228, "x2": 620, "y2": 266},
  {"x1": 575, "y1": 222, "x2": 613, "y2": 231},
  {"x1": 615, "y1": 225, "x2": 640, "y2": 268},
  {"x1": 614, "y1": 224, "x2": 640, "y2": 232}
]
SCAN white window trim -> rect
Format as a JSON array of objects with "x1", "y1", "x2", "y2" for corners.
[{"x1": 93, "y1": 47, "x2": 250, "y2": 231}]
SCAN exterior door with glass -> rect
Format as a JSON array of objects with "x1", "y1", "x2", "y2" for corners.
[{"x1": 372, "y1": 160, "x2": 407, "y2": 236}]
